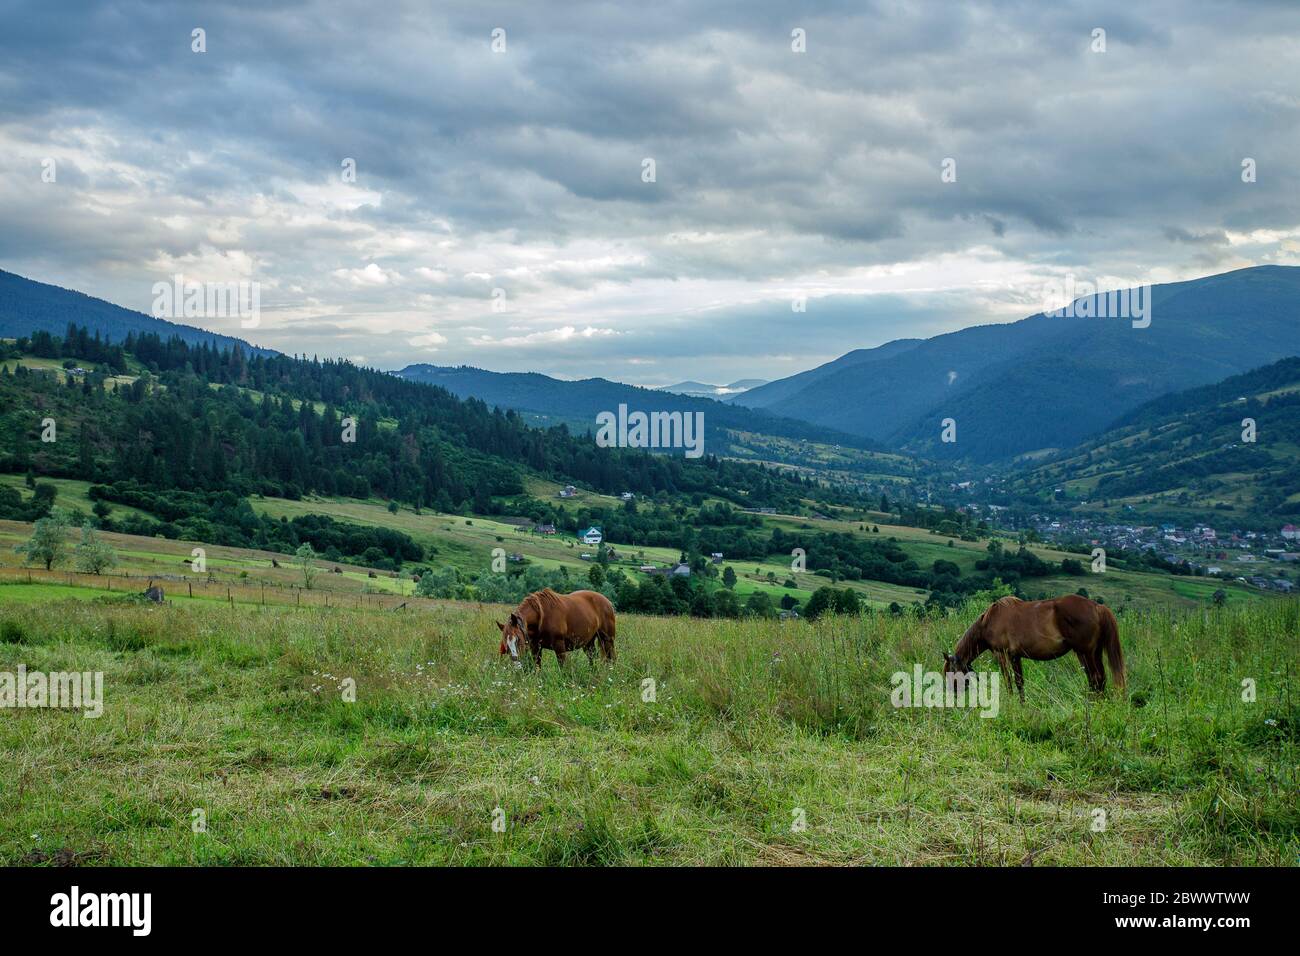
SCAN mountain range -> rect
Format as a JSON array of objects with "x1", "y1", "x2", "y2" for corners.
[
  {"x1": 733, "y1": 266, "x2": 1300, "y2": 463},
  {"x1": 1006, "y1": 355, "x2": 1300, "y2": 522},
  {"x1": 3, "y1": 264, "x2": 1298, "y2": 474},
  {"x1": 394, "y1": 364, "x2": 877, "y2": 454}
]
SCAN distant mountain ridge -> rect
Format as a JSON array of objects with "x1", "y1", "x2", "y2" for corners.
[
  {"x1": 0, "y1": 269, "x2": 277, "y2": 356},
  {"x1": 394, "y1": 364, "x2": 880, "y2": 452},
  {"x1": 731, "y1": 266, "x2": 1300, "y2": 463},
  {"x1": 730, "y1": 338, "x2": 925, "y2": 409}
]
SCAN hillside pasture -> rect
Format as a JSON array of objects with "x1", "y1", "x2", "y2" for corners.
[{"x1": 0, "y1": 597, "x2": 1294, "y2": 866}]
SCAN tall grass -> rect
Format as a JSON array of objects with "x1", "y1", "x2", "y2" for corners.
[{"x1": 0, "y1": 597, "x2": 1295, "y2": 865}]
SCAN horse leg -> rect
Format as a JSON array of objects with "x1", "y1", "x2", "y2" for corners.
[
  {"x1": 554, "y1": 641, "x2": 568, "y2": 667},
  {"x1": 584, "y1": 642, "x2": 597, "y2": 665},
  {"x1": 531, "y1": 644, "x2": 543, "y2": 670},
  {"x1": 1011, "y1": 656, "x2": 1025, "y2": 703},
  {"x1": 1090, "y1": 646, "x2": 1107, "y2": 694},
  {"x1": 1075, "y1": 649, "x2": 1102, "y2": 694}
]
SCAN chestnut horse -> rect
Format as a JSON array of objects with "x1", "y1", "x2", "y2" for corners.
[
  {"x1": 497, "y1": 588, "x2": 616, "y2": 668},
  {"x1": 943, "y1": 595, "x2": 1124, "y2": 701}
]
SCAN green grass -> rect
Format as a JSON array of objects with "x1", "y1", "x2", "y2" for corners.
[
  {"x1": 1, "y1": 597, "x2": 1295, "y2": 866},
  {"x1": 0, "y1": 474, "x2": 155, "y2": 523}
]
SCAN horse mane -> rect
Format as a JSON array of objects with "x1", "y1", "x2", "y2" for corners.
[
  {"x1": 955, "y1": 596, "x2": 1024, "y2": 663},
  {"x1": 970, "y1": 595, "x2": 1021, "y2": 627},
  {"x1": 520, "y1": 587, "x2": 566, "y2": 624}
]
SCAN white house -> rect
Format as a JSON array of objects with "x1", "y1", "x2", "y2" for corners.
[{"x1": 580, "y1": 526, "x2": 603, "y2": 546}]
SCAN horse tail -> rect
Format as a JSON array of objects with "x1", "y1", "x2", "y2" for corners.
[
  {"x1": 1099, "y1": 605, "x2": 1125, "y2": 692},
  {"x1": 596, "y1": 591, "x2": 616, "y2": 639}
]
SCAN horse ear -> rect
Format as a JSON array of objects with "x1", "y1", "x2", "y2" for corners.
[{"x1": 496, "y1": 620, "x2": 505, "y2": 631}]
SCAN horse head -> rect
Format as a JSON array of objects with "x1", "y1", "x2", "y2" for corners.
[
  {"x1": 942, "y1": 651, "x2": 966, "y2": 677},
  {"x1": 496, "y1": 612, "x2": 529, "y2": 663},
  {"x1": 944, "y1": 614, "x2": 984, "y2": 676}
]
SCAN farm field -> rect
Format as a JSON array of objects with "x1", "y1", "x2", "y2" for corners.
[
  {"x1": 0, "y1": 468, "x2": 1276, "y2": 614},
  {"x1": 0, "y1": 518, "x2": 413, "y2": 600},
  {"x1": 249, "y1": 494, "x2": 958, "y2": 607},
  {"x1": 0, "y1": 597, "x2": 1294, "y2": 865}
]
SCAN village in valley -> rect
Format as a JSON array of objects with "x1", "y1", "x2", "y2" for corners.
[{"x1": 1021, "y1": 513, "x2": 1296, "y2": 594}]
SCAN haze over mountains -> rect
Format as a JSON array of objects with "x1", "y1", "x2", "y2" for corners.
[{"x1": 657, "y1": 379, "x2": 768, "y2": 399}]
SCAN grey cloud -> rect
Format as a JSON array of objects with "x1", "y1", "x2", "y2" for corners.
[{"x1": 0, "y1": 0, "x2": 1297, "y2": 383}]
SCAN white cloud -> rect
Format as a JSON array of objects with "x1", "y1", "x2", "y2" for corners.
[
  {"x1": 332, "y1": 263, "x2": 399, "y2": 287},
  {"x1": 467, "y1": 325, "x2": 620, "y2": 347}
]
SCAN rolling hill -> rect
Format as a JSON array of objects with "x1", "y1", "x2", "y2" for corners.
[
  {"x1": 1006, "y1": 355, "x2": 1300, "y2": 523},
  {"x1": 0, "y1": 318, "x2": 1283, "y2": 622},
  {"x1": 732, "y1": 266, "x2": 1300, "y2": 463},
  {"x1": 0, "y1": 268, "x2": 277, "y2": 357}
]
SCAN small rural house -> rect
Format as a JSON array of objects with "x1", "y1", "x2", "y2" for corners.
[{"x1": 580, "y1": 526, "x2": 603, "y2": 545}]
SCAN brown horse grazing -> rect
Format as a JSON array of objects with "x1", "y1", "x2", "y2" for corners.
[
  {"x1": 943, "y1": 595, "x2": 1124, "y2": 701},
  {"x1": 497, "y1": 588, "x2": 616, "y2": 668}
]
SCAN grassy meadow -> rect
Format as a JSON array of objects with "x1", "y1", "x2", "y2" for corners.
[{"x1": 1, "y1": 595, "x2": 1295, "y2": 866}]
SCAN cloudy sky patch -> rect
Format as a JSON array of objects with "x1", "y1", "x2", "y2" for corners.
[{"x1": 1, "y1": 0, "x2": 1297, "y2": 383}]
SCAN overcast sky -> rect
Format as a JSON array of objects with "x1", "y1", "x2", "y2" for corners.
[{"x1": 1, "y1": 0, "x2": 1297, "y2": 385}]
